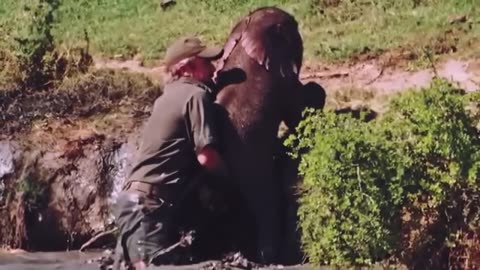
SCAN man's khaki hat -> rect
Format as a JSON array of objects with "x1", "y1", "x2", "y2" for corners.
[{"x1": 164, "y1": 36, "x2": 223, "y2": 71}]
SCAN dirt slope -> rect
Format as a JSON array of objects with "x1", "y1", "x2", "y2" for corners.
[{"x1": 94, "y1": 56, "x2": 480, "y2": 94}]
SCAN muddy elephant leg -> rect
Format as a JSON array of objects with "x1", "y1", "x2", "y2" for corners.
[
  {"x1": 236, "y1": 164, "x2": 281, "y2": 264},
  {"x1": 252, "y1": 178, "x2": 282, "y2": 263},
  {"x1": 274, "y1": 138, "x2": 303, "y2": 265},
  {"x1": 274, "y1": 81, "x2": 326, "y2": 264}
]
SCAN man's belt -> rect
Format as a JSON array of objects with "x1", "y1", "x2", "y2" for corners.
[{"x1": 122, "y1": 180, "x2": 166, "y2": 199}]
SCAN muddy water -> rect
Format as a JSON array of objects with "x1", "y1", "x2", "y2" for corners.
[
  {"x1": 0, "y1": 250, "x2": 318, "y2": 270},
  {"x1": 0, "y1": 250, "x2": 104, "y2": 270}
]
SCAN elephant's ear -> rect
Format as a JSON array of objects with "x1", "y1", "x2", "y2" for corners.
[
  {"x1": 217, "y1": 8, "x2": 303, "y2": 79},
  {"x1": 283, "y1": 81, "x2": 327, "y2": 130},
  {"x1": 241, "y1": 16, "x2": 303, "y2": 79},
  {"x1": 215, "y1": 15, "x2": 248, "y2": 73}
]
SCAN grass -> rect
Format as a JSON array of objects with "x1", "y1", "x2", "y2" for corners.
[{"x1": 1, "y1": 0, "x2": 479, "y2": 63}]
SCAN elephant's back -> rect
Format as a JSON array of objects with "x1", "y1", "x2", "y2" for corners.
[
  {"x1": 213, "y1": 6, "x2": 304, "y2": 176},
  {"x1": 216, "y1": 48, "x2": 283, "y2": 145},
  {"x1": 214, "y1": 6, "x2": 303, "y2": 142}
]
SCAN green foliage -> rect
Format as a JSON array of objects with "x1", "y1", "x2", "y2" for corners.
[
  {"x1": 16, "y1": 155, "x2": 49, "y2": 213},
  {"x1": 466, "y1": 91, "x2": 480, "y2": 129},
  {"x1": 8, "y1": 0, "x2": 60, "y2": 89},
  {"x1": 286, "y1": 110, "x2": 401, "y2": 265},
  {"x1": 1, "y1": 0, "x2": 93, "y2": 91},
  {"x1": 382, "y1": 80, "x2": 480, "y2": 204},
  {"x1": 285, "y1": 79, "x2": 480, "y2": 266}
]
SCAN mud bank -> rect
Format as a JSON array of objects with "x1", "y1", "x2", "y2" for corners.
[
  {"x1": 95, "y1": 57, "x2": 480, "y2": 95},
  {"x1": 0, "y1": 68, "x2": 163, "y2": 251},
  {"x1": 301, "y1": 58, "x2": 480, "y2": 94},
  {"x1": 0, "y1": 125, "x2": 141, "y2": 251}
]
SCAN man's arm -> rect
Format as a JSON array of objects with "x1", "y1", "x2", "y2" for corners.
[
  {"x1": 197, "y1": 145, "x2": 228, "y2": 176},
  {"x1": 186, "y1": 91, "x2": 227, "y2": 176}
]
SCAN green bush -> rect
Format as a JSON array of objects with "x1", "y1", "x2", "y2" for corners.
[
  {"x1": 285, "y1": 79, "x2": 480, "y2": 267},
  {"x1": 3, "y1": 0, "x2": 92, "y2": 91},
  {"x1": 8, "y1": 0, "x2": 60, "y2": 90}
]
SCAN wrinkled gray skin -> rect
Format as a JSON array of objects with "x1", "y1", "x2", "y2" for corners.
[{"x1": 210, "y1": 6, "x2": 326, "y2": 264}]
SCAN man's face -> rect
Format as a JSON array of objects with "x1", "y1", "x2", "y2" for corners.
[{"x1": 188, "y1": 57, "x2": 216, "y2": 82}]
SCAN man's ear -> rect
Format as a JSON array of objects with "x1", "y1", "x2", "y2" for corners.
[
  {"x1": 171, "y1": 57, "x2": 194, "y2": 76},
  {"x1": 181, "y1": 60, "x2": 194, "y2": 74}
]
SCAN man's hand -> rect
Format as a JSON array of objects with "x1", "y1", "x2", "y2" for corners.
[
  {"x1": 197, "y1": 145, "x2": 228, "y2": 177},
  {"x1": 197, "y1": 146, "x2": 219, "y2": 170}
]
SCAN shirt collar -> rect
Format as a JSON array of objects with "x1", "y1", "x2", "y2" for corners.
[{"x1": 175, "y1": 77, "x2": 217, "y2": 95}]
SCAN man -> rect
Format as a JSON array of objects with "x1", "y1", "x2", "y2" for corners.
[{"x1": 112, "y1": 36, "x2": 227, "y2": 270}]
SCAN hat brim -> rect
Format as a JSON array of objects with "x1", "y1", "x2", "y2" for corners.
[{"x1": 197, "y1": 46, "x2": 224, "y2": 60}]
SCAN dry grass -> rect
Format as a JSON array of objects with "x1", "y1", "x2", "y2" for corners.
[{"x1": 324, "y1": 87, "x2": 391, "y2": 117}]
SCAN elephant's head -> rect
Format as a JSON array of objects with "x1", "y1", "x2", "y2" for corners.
[
  {"x1": 213, "y1": 6, "x2": 326, "y2": 133},
  {"x1": 214, "y1": 6, "x2": 304, "y2": 85}
]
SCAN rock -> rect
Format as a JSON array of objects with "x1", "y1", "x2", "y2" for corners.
[
  {"x1": 449, "y1": 14, "x2": 468, "y2": 24},
  {"x1": 27, "y1": 132, "x2": 140, "y2": 250},
  {"x1": 0, "y1": 141, "x2": 21, "y2": 203},
  {"x1": 0, "y1": 141, "x2": 20, "y2": 179},
  {"x1": 160, "y1": 0, "x2": 176, "y2": 10}
]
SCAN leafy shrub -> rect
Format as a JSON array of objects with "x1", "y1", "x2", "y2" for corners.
[
  {"x1": 18, "y1": 169, "x2": 49, "y2": 214},
  {"x1": 3, "y1": 0, "x2": 92, "y2": 91},
  {"x1": 285, "y1": 79, "x2": 480, "y2": 267},
  {"x1": 285, "y1": 108, "x2": 403, "y2": 266},
  {"x1": 14, "y1": 153, "x2": 50, "y2": 217},
  {"x1": 8, "y1": 0, "x2": 60, "y2": 89}
]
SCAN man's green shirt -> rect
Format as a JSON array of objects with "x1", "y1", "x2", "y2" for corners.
[{"x1": 126, "y1": 77, "x2": 219, "y2": 187}]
